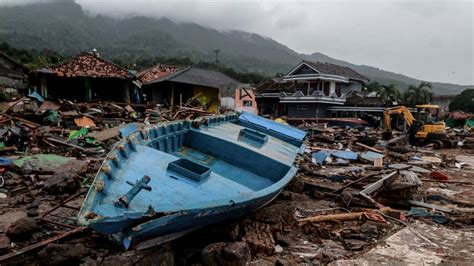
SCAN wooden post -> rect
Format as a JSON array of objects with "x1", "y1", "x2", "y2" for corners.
[
  {"x1": 123, "y1": 81, "x2": 131, "y2": 103},
  {"x1": 40, "y1": 76, "x2": 48, "y2": 98},
  {"x1": 85, "y1": 78, "x2": 92, "y2": 101},
  {"x1": 170, "y1": 83, "x2": 175, "y2": 106}
]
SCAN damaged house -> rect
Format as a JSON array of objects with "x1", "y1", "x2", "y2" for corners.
[
  {"x1": 256, "y1": 60, "x2": 369, "y2": 118},
  {"x1": 139, "y1": 65, "x2": 240, "y2": 113},
  {"x1": 0, "y1": 52, "x2": 29, "y2": 96},
  {"x1": 32, "y1": 51, "x2": 140, "y2": 103}
]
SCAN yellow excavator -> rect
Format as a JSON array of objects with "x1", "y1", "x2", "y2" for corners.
[{"x1": 383, "y1": 105, "x2": 455, "y2": 148}]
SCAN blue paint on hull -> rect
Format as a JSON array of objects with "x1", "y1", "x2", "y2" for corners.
[
  {"x1": 78, "y1": 113, "x2": 305, "y2": 248},
  {"x1": 98, "y1": 179, "x2": 289, "y2": 248}
]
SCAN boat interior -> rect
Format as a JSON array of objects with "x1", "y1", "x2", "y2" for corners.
[{"x1": 80, "y1": 117, "x2": 301, "y2": 223}]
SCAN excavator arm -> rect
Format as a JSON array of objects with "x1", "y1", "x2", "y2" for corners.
[
  {"x1": 383, "y1": 106, "x2": 415, "y2": 132},
  {"x1": 383, "y1": 105, "x2": 453, "y2": 148}
]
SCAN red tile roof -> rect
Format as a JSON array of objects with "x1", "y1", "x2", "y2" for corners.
[
  {"x1": 137, "y1": 64, "x2": 184, "y2": 84},
  {"x1": 41, "y1": 52, "x2": 132, "y2": 79}
]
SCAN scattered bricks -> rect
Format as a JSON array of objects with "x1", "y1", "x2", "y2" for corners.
[
  {"x1": 374, "y1": 157, "x2": 383, "y2": 169},
  {"x1": 363, "y1": 212, "x2": 388, "y2": 223}
]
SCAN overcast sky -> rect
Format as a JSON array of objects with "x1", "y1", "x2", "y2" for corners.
[{"x1": 1, "y1": 0, "x2": 473, "y2": 85}]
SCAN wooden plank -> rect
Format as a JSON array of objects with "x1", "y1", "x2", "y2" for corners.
[
  {"x1": 355, "y1": 142, "x2": 384, "y2": 154},
  {"x1": 88, "y1": 127, "x2": 120, "y2": 141},
  {"x1": 46, "y1": 137, "x2": 86, "y2": 151},
  {"x1": 333, "y1": 170, "x2": 394, "y2": 194},
  {"x1": 12, "y1": 116, "x2": 41, "y2": 128},
  {"x1": 298, "y1": 207, "x2": 392, "y2": 223},
  {"x1": 298, "y1": 212, "x2": 363, "y2": 223}
]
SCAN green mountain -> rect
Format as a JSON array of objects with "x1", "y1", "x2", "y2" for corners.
[{"x1": 0, "y1": 0, "x2": 469, "y2": 94}]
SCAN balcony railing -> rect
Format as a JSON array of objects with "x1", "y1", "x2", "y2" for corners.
[{"x1": 278, "y1": 91, "x2": 346, "y2": 104}]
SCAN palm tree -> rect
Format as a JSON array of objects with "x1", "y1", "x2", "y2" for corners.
[
  {"x1": 376, "y1": 83, "x2": 401, "y2": 103},
  {"x1": 404, "y1": 82, "x2": 434, "y2": 106}
]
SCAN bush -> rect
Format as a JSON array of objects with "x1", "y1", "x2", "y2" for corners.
[{"x1": 0, "y1": 90, "x2": 12, "y2": 102}]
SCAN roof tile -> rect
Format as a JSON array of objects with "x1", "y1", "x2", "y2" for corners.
[
  {"x1": 137, "y1": 64, "x2": 183, "y2": 84},
  {"x1": 42, "y1": 52, "x2": 132, "y2": 79}
]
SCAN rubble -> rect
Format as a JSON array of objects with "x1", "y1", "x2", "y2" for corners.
[
  {"x1": 43, "y1": 170, "x2": 80, "y2": 194},
  {"x1": 1, "y1": 95, "x2": 474, "y2": 265},
  {"x1": 201, "y1": 242, "x2": 251, "y2": 266},
  {"x1": 6, "y1": 216, "x2": 38, "y2": 240}
]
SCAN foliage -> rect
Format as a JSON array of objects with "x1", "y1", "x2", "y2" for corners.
[
  {"x1": 449, "y1": 89, "x2": 474, "y2": 112},
  {"x1": 1, "y1": 41, "x2": 267, "y2": 85},
  {"x1": 0, "y1": 91, "x2": 12, "y2": 102},
  {"x1": 0, "y1": 42, "x2": 64, "y2": 69},
  {"x1": 403, "y1": 82, "x2": 434, "y2": 106},
  {"x1": 376, "y1": 83, "x2": 401, "y2": 102},
  {"x1": 130, "y1": 56, "x2": 268, "y2": 84},
  {"x1": 365, "y1": 81, "x2": 382, "y2": 92}
]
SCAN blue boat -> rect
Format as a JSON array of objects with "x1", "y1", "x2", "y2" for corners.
[{"x1": 77, "y1": 112, "x2": 306, "y2": 249}]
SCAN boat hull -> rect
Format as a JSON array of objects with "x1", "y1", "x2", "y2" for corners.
[
  {"x1": 96, "y1": 176, "x2": 291, "y2": 249},
  {"x1": 78, "y1": 113, "x2": 305, "y2": 248}
]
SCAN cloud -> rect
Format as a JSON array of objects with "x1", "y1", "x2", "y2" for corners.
[{"x1": 0, "y1": 0, "x2": 472, "y2": 84}]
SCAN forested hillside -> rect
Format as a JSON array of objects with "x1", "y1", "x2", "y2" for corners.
[{"x1": 0, "y1": 0, "x2": 469, "y2": 94}]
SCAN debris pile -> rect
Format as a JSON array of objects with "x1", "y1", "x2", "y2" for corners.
[
  {"x1": 1, "y1": 97, "x2": 474, "y2": 265},
  {"x1": 0, "y1": 96, "x2": 213, "y2": 264}
]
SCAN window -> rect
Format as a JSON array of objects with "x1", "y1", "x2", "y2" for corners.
[
  {"x1": 297, "y1": 105, "x2": 307, "y2": 110},
  {"x1": 243, "y1": 100, "x2": 253, "y2": 107}
]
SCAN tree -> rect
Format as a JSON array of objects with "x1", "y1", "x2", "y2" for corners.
[
  {"x1": 449, "y1": 89, "x2": 474, "y2": 112},
  {"x1": 365, "y1": 81, "x2": 381, "y2": 92},
  {"x1": 376, "y1": 83, "x2": 401, "y2": 102},
  {"x1": 404, "y1": 82, "x2": 434, "y2": 106}
]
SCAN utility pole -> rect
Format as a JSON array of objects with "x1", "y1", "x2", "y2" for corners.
[{"x1": 213, "y1": 49, "x2": 221, "y2": 71}]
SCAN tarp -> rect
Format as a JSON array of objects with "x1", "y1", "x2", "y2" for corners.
[
  {"x1": 27, "y1": 91, "x2": 44, "y2": 103},
  {"x1": 331, "y1": 150, "x2": 358, "y2": 160},
  {"x1": 0, "y1": 157, "x2": 13, "y2": 166},
  {"x1": 466, "y1": 119, "x2": 474, "y2": 129},
  {"x1": 360, "y1": 151, "x2": 384, "y2": 162},
  {"x1": 312, "y1": 151, "x2": 330, "y2": 165}
]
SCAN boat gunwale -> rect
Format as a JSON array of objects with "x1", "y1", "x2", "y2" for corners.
[{"x1": 77, "y1": 113, "x2": 303, "y2": 229}]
